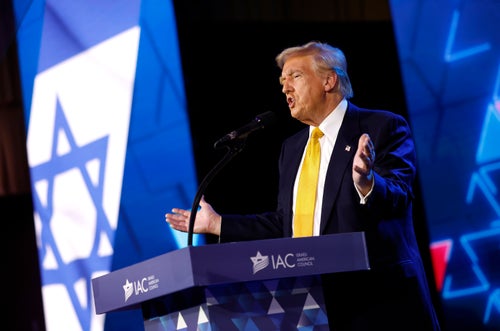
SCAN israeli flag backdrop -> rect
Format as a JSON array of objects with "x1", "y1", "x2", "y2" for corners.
[{"x1": 15, "y1": 0, "x2": 202, "y2": 330}]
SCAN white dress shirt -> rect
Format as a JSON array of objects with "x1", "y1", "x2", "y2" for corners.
[{"x1": 292, "y1": 99, "x2": 347, "y2": 236}]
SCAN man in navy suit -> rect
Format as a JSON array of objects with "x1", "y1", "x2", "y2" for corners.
[{"x1": 166, "y1": 41, "x2": 441, "y2": 330}]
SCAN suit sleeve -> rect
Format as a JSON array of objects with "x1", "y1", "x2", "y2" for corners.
[{"x1": 364, "y1": 112, "x2": 417, "y2": 218}]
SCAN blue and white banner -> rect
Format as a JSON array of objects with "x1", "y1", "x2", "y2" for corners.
[{"x1": 16, "y1": 0, "x2": 200, "y2": 330}]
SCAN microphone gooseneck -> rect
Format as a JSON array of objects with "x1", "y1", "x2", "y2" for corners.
[
  {"x1": 213, "y1": 111, "x2": 276, "y2": 150},
  {"x1": 187, "y1": 111, "x2": 277, "y2": 246}
]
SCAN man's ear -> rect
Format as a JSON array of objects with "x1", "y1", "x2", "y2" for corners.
[{"x1": 324, "y1": 72, "x2": 337, "y2": 92}]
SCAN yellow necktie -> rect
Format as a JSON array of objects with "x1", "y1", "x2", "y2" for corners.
[{"x1": 294, "y1": 127, "x2": 324, "y2": 237}]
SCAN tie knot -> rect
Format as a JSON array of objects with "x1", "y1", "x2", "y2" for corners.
[{"x1": 312, "y1": 127, "x2": 324, "y2": 140}]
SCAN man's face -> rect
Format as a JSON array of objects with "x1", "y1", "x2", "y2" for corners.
[{"x1": 279, "y1": 55, "x2": 327, "y2": 126}]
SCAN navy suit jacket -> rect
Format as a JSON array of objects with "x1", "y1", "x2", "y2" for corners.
[{"x1": 219, "y1": 102, "x2": 440, "y2": 330}]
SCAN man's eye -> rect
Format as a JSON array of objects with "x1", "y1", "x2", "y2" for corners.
[{"x1": 293, "y1": 73, "x2": 301, "y2": 79}]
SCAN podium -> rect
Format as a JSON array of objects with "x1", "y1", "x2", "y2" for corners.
[{"x1": 92, "y1": 232, "x2": 370, "y2": 331}]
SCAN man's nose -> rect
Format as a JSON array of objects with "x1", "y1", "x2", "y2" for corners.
[{"x1": 281, "y1": 80, "x2": 291, "y2": 93}]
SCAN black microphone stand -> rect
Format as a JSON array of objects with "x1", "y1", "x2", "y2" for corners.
[{"x1": 187, "y1": 138, "x2": 246, "y2": 246}]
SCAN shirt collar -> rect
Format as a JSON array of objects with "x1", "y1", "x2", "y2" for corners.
[{"x1": 313, "y1": 99, "x2": 347, "y2": 142}]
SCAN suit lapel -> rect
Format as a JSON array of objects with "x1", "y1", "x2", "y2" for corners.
[
  {"x1": 320, "y1": 104, "x2": 360, "y2": 233},
  {"x1": 281, "y1": 129, "x2": 308, "y2": 237}
]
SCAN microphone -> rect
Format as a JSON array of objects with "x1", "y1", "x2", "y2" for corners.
[{"x1": 213, "y1": 111, "x2": 276, "y2": 149}]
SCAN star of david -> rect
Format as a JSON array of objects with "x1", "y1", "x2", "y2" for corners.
[{"x1": 30, "y1": 98, "x2": 113, "y2": 330}]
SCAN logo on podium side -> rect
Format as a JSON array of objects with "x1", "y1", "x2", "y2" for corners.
[
  {"x1": 122, "y1": 274, "x2": 160, "y2": 302},
  {"x1": 123, "y1": 279, "x2": 133, "y2": 302}
]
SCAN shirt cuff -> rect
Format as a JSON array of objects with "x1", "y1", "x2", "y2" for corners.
[{"x1": 355, "y1": 180, "x2": 374, "y2": 205}]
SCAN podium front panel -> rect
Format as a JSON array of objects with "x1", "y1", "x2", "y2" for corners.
[{"x1": 189, "y1": 232, "x2": 370, "y2": 286}]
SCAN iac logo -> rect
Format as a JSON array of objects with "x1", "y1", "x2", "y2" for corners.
[
  {"x1": 250, "y1": 251, "x2": 296, "y2": 274},
  {"x1": 123, "y1": 278, "x2": 149, "y2": 302},
  {"x1": 123, "y1": 279, "x2": 134, "y2": 302},
  {"x1": 250, "y1": 251, "x2": 269, "y2": 274},
  {"x1": 123, "y1": 275, "x2": 160, "y2": 302},
  {"x1": 123, "y1": 277, "x2": 149, "y2": 302}
]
